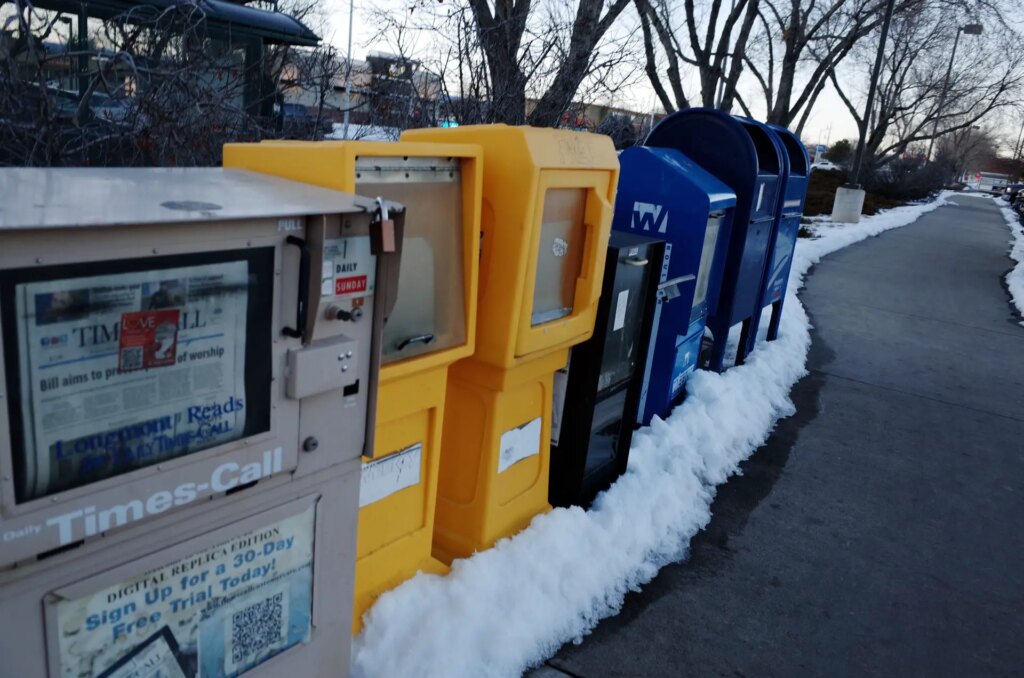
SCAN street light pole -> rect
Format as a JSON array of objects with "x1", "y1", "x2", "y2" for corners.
[
  {"x1": 925, "y1": 23, "x2": 982, "y2": 162},
  {"x1": 342, "y1": 0, "x2": 354, "y2": 140}
]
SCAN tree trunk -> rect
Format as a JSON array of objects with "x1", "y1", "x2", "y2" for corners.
[{"x1": 528, "y1": 0, "x2": 630, "y2": 127}]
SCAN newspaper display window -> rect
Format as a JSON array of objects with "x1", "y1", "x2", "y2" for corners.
[{"x1": 1, "y1": 249, "x2": 274, "y2": 504}]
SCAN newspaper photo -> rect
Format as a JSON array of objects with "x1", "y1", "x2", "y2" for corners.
[{"x1": 13, "y1": 259, "x2": 252, "y2": 502}]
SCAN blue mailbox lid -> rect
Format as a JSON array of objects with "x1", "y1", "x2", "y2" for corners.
[
  {"x1": 646, "y1": 109, "x2": 784, "y2": 219},
  {"x1": 647, "y1": 147, "x2": 738, "y2": 212}
]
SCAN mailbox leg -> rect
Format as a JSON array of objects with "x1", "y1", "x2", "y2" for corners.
[
  {"x1": 707, "y1": 320, "x2": 728, "y2": 373},
  {"x1": 766, "y1": 299, "x2": 783, "y2": 341},
  {"x1": 736, "y1": 319, "x2": 752, "y2": 366}
]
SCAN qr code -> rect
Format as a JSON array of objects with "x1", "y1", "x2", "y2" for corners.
[
  {"x1": 120, "y1": 346, "x2": 143, "y2": 371},
  {"x1": 229, "y1": 591, "x2": 286, "y2": 669}
]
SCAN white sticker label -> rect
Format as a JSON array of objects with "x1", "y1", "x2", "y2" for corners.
[
  {"x1": 324, "y1": 236, "x2": 376, "y2": 297},
  {"x1": 498, "y1": 417, "x2": 542, "y2": 473},
  {"x1": 360, "y1": 443, "x2": 422, "y2": 507},
  {"x1": 613, "y1": 289, "x2": 629, "y2": 331}
]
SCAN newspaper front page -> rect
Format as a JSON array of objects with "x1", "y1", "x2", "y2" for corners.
[{"x1": 14, "y1": 260, "x2": 250, "y2": 501}]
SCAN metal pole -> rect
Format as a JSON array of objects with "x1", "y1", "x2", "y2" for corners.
[
  {"x1": 925, "y1": 28, "x2": 962, "y2": 162},
  {"x1": 849, "y1": 0, "x2": 897, "y2": 187},
  {"x1": 342, "y1": 0, "x2": 354, "y2": 139},
  {"x1": 1013, "y1": 117, "x2": 1024, "y2": 161},
  {"x1": 77, "y1": 4, "x2": 88, "y2": 98}
]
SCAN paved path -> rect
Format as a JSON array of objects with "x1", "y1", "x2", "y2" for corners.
[{"x1": 538, "y1": 196, "x2": 1024, "y2": 677}]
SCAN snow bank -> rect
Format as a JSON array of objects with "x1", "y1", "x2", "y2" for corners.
[
  {"x1": 352, "y1": 191, "x2": 954, "y2": 678},
  {"x1": 993, "y1": 199, "x2": 1024, "y2": 323}
]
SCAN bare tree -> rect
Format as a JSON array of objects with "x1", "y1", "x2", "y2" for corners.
[
  {"x1": 933, "y1": 126, "x2": 998, "y2": 182},
  {"x1": 368, "y1": 0, "x2": 640, "y2": 128},
  {"x1": 0, "y1": 0, "x2": 337, "y2": 166},
  {"x1": 632, "y1": 0, "x2": 915, "y2": 131},
  {"x1": 521, "y1": 0, "x2": 636, "y2": 126},
  {"x1": 829, "y1": 0, "x2": 1024, "y2": 169},
  {"x1": 749, "y1": 0, "x2": 921, "y2": 130},
  {"x1": 278, "y1": 45, "x2": 345, "y2": 138},
  {"x1": 633, "y1": 0, "x2": 761, "y2": 111}
]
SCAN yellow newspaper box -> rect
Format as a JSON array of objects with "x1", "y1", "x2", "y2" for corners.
[
  {"x1": 401, "y1": 124, "x2": 618, "y2": 562},
  {"x1": 224, "y1": 141, "x2": 482, "y2": 631}
]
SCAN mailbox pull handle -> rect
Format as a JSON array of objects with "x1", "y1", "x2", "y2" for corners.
[
  {"x1": 397, "y1": 333, "x2": 435, "y2": 350},
  {"x1": 624, "y1": 257, "x2": 649, "y2": 267},
  {"x1": 283, "y1": 235, "x2": 310, "y2": 339}
]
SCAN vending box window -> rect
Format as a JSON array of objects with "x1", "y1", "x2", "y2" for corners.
[
  {"x1": 549, "y1": 232, "x2": 664, "y2": 508},
  {"x1": 223, "y1": 140, "x2": 482, "y2": 633},
  {"x1": 0, "y1": 168, "x2": 404, "y2": 677},
  {"x1": 401, "y1": 124, "x2": 617, "y2": 563},
  {"x1": 2, "y1": 249, "x2": 274, "y2": 504}
]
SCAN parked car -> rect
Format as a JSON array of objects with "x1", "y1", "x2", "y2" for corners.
[
  {"x1": 811, "y1": 160, "x2": 841, "y2": 172},
  {"x1": 1001, "y1": 183, "x2": 1024, "y2": 202}
]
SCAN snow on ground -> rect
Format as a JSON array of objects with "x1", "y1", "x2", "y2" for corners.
[
  {"x1": 352, "y1": 191, "x2": 954, "y2": 678},
  {"x1": 992, "y1": 198, "x2": 1024, "y2": 323}
]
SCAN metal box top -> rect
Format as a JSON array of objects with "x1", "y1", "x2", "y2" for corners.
[{"x1": 0, "y1": 168, "x2": 378, "y2": 230}]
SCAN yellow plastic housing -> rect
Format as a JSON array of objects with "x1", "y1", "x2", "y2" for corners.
[
  {"x1": 401, "y1": 124, "x2": 619, "y2": 369},
  {"x1": 400, "y1": 125, "x2": 619, "y2": 561},
  {"x1": 223, "y1": 140, "x2": 482, "y2": 633},
  {"x1": 433, "y1": 350, "x2": 567, "y2": 563}
]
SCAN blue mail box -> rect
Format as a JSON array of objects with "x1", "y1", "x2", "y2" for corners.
[
  {"x1": 758, "y1": 124, "x2": 810, "y2": 341},
  {"x1": 612, "y1": 146, "x2": 736, "y2": 425},
  {"x1": 645, "y1": 109, "x2": 784, "y2": 371}
]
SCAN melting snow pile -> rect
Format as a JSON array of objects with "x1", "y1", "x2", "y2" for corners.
[
  {"x1": 994, "y1": 199, "x2": 1024, "y2": 323},
  {"x1": 353, "y1": 192, "x2": 953, "y2": 678}
]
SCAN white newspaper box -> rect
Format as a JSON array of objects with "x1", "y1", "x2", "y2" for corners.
[{"x1": 0, "y1": 168, "x2": 404, "y2": 677}]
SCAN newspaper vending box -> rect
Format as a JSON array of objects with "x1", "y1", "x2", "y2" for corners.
[
  {"x1": 223, "y1": 140, "x2": 482, "y2": 632},
  {"x1": 0, "y1": 168, "x2": 403, "y2": 677},
  {"x1": 402, "y1": 124, "x2": 618, "y2": 562}
]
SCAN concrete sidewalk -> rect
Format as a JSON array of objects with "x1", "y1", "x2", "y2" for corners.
[{"x1": 537, "y1": 196, "x2": 1024, "y2": 677}]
